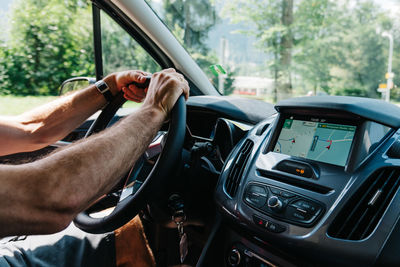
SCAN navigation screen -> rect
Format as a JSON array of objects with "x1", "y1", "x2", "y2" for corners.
[{"x1": 273, "y1": 117, "x2": 356, "y2": 166}]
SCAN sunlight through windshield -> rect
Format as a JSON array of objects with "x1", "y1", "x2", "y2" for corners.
[{"x1": 147, "y1": 0, "x2": 400, "y2": 103}]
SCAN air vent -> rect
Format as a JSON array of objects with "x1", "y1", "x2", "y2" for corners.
[
  {"x1": 225, "y1": 139, "x2": 254, "y2": 197},
  {"x1": 328, "y1": 168, "x2": 400, "y2": 240}
]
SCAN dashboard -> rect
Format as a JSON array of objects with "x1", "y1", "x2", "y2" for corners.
[
  {"x1": 214, "y1": 96, "x2": 400, "y2": 267},
  {"x1": 3, "y1": 94, "x2": 400, "y2": 266}
]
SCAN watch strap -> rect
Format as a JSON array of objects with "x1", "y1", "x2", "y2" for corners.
[{"x1": 95, "y1": 80, "x2": 114, "y2": 102}]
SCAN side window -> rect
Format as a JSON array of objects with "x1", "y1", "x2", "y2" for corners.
[
  {"x1": 101, "y1": 11, "x2": 161, "y2": 75},
  {"x1": 100, "y1": 12, "x2": 161, "y2": 109},
  {"x1": 0, "y1": 1, "x2": 94, "y2": 116}
]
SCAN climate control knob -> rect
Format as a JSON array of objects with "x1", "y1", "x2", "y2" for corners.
[{"x1": 267, "y1": 196, "x2": 283, "y2": 211}]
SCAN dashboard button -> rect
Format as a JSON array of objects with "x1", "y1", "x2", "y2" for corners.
[
  {"x1": 292, "y1": 211, "x2": 307, "y2": 220},
  {"x1": 286, "y1": 206, "x2": 313, "y2": 222},
  {"x1": 245, "y1": 185, "x2": 268, "y2": 208},
  {"x1": 253, "y1": 215, "x2": 286, "y2": 233},
  {"x1": 281, "y1": 190, "x2": 295, "y2": 198},
  {"x1": 253, "y1": 215, "x2": 267, "y2": 228},
  {"x1": 291, "y1": 200, "x2": 320, "y2": 215},
  {"x1": 267, "y1": 196, "x2": 284, "y2": 212},
  {"x1": 269, "y1": 187, "x2": 281, "y2": 195},
  {"x1": 269, "y1": 186, "x2": 295, "y2": 198},
  {"x1": 266, "y1": 221, "x2": 286, "y2": 233}
]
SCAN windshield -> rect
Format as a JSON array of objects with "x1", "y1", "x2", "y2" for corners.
[{"x1": 146, "y1": 0, "x2": 400, "y2": 103}]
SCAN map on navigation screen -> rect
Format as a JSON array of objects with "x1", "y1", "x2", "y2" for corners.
[{"x1": 273, "y1": 118, "x2": 356, "y2": 166}]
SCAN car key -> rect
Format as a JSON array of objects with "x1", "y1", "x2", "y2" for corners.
[
  {"x1": 169, "y1": 194, "x2": 188, "y2": 263},
  {"x1": 173, "y1": 211, "x2": 188, "y2": 263}
]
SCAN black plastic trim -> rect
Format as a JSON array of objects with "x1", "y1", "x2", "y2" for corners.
[
  {"x1": 92, "y1": 3, "x2": 104, "y2": 80},
  {"x1": 257, "y1": 169, "x2": 333, "y2": 194},
  {"x1": 276, "y1": 96, "x2": 400, "y2": 128},
  {"x1": 93, "y1": 0, "x2": 172, "y2": 69},
  {"x1": 375, "y1": 214, "x2": 400, "y2": 266}
]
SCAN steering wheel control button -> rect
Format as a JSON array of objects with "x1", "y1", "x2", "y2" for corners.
[
  {"x1": 245, "y1": 185, "x2": 268, "y2": 208},
  {"x1": 275, "y1": 160, "x2": 316, "y2": 179},
  {"x1": 227, "y1": 248, "x2": 241, "y2": 267}
]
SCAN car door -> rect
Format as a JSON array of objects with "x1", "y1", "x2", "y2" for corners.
[{"x1": 0, "y1": 1, "x2": 164, "y2": 163}]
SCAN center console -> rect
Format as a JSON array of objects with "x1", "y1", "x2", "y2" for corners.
[
  {"x1": 213, "y1": 96, "x2": 400, "y2": 266},
  {"x1": 245, "y1": 183, "x2": 324, "y2": 228}
]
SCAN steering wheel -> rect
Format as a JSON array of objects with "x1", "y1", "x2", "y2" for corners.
[{"x1": 74, "y1": 91, "x2": 186, "y2": 234}]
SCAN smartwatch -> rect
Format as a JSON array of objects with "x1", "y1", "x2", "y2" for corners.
[{"x1": 95, "y1": 80, "x2": 114, "y2": 102}]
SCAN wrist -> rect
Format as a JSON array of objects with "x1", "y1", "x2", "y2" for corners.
[
  {"x1": 103, "y1": 74, "x2": 118, "y2": 96},
  {"x1": 140, "y1": 104, "x2": 167, "y2": 122}
]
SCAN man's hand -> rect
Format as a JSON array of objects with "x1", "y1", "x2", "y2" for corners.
[
  {"x1": 0, "y1": 68, "x2": 190, "y2": 236},
  {"x1": 103, "y1": 70, "x2": 151, "y2": 103},
  {"x1": 142, "y1": 68, "x2": 190, "y2": 118}
]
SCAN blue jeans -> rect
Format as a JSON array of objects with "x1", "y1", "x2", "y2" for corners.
[{"x1": 0, "y1": 223, "x2": 115, "y2": 267}]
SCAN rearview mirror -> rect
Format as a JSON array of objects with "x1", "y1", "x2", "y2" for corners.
[{"x1": 59, "y1": 77, "x2": 96, "y2": 95}]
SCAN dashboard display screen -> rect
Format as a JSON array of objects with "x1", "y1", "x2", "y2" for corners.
[{"x1": 273, "y1": 117, "x2": 356, "y2": 166}]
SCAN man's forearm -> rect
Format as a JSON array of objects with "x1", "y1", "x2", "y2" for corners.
[
  {"x1": 0, "y1": 85, "x2": 107, "y2": 156},
  {"x1": 0, "y1": 105, "x2": 165, "y2": 236}
]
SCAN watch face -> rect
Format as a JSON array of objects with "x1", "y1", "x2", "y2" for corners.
[{"x1": 95, "y1": 80, "x2": 109, "y2": 93}]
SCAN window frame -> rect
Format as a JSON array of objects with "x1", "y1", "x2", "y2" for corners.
[{"x1": 92, "y1": 1, "x2": 172, "y2": 80}]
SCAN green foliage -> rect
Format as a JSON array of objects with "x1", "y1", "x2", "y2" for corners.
[
  {"x1": 222, "y1": 0, "x2": 400, "y2": 101},
  {"x1": 101, "y1": 13, "x2": 160, "y2": 75},
  {"x1": 163, "y1": 0, "x2": 217, "y2": 54},
  {"x1": 0, "y1": 0, "x2": 94, "y2": 96},
  {"x1": 162, "y1": 0, "x2": 235, "y2": 95},
  {"x1": 222, "y1": 69, "x2": 236, "y2": 95},
  {"x1": 0, "y1": 0, "x2": 161, "y2": 96}
]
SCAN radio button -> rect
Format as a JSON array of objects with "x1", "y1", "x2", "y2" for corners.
[
  {"x1": 291, "y1": 200, "x2": 320, "y2": 215},
  {"x1": 268, "y1": 187, "x2": 295, "y2": 198},
  {"x1": 281, "y1": 190, "x2": 295, "y2": 198},
  {"x1": 286, "y1": 206, "x2": 313, "y2": 222},
  {"x1": 245, "y1": 185, "x2": 268, "y2": 208},
  {"x1": 269, "y1": 187, "x2": 281, "y2": 195}
]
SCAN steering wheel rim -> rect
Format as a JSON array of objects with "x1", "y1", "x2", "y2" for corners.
[{"x1": 74, "y1": 92, "x2": 186, "y2": 234}]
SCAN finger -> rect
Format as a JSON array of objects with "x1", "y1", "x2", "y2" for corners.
[
  {"x1": 128, "y1": 85, "x2": 146, "y2": 98},
  {"x1": 119, "y1": 71, "x2": 149, "y2": 87},
  {"x1": 174, "y1": 74, "x2": 189, "y2": 100},
  {"x1": 142, "y1": 71, "x2": 152, "y2": 77},
  {"x1": 163, "y1": 68, "x2": 176, "y2": 73},
  {"x1": 123, "y1": 87, "x2": 145, "y2": 102},
  {"x1": 124, "y1": 94, "x2": 143, "y2": 102},
  {"x1": 123, "y1": 92, "x2": 143, "y2": 102},
  {"x1": 182, "y1": 83, "x2": 190, "y2": 100}
]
